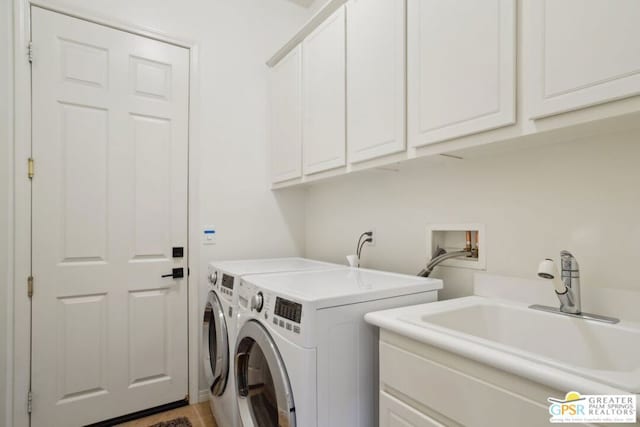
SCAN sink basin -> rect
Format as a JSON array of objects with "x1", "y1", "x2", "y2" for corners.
[
  {"x1": 365, "y1": 296, "x2": 640, "y2": 394},
  {"x1": 417, "y1": 303, "x2": 639, "y2": 371}
]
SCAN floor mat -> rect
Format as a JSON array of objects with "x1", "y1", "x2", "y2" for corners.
[{"x1": 149, "y1": 417, "x2": 192, "y2": 427}]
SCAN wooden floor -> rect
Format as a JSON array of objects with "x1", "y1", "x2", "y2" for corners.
[{"x1": 117, "y1": 402, "x2": 218, "y2": 427}]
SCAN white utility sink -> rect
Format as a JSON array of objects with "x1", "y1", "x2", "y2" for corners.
[{"x1": 365, "y1": 296, "x2": 640, "y2": 394}]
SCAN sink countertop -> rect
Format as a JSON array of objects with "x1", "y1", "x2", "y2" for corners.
[{"x1": 365, "y1": 296, "x2": 640, "y2": 396}]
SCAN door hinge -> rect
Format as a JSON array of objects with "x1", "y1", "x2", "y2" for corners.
[
  {"x1": 28, "y1": 158, "x2": 34, "y2": 179},
  {"x1": 27, "y1": 390, "x2": 33, "y2": 414},
  {"x1": 28, "y1": 41, "x2": 33, "y2": 64},
  {"x1": 27, "y1": 275, "x2": 34, "y2": 298}
]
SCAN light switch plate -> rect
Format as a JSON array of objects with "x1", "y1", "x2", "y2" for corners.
[{"x1": 202, "y1": 226, "x2": 217, "y2": 245}]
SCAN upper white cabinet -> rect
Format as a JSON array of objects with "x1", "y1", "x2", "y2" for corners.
[
  {"x1": 527, "y1": 0, "x2": 640, "y2": 118},
  {"x1": 346, "y1": 0, "x2": 406, "y2": 163},
  {"x1": 269, "y1": 46, "x2": 302, "y2": 183},
  {"x1": 268, "y1": 0, "x2": 640, "y2": 188},
  {"x1": 408, "y1": 0, "x2": 516, "y2": 148},
  {"x1": 302, "y1": 6, "x2": 346, "y2": 175}
]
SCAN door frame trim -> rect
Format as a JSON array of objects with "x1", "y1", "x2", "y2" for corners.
[{"x1": 10, "y1": 2, "x2": 201, "y2": 426}]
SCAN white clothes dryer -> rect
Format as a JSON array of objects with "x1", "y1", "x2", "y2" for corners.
[
  {"x1": 203, "y1": 258, "x2": 344, "y2": 427},
  {"x1": 233, "y1": 268, "x2": 442, "y2": 427}
]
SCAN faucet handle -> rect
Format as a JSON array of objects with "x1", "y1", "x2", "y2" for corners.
[{"x1": 560, "y1": 250, "x2": 579, "y2": 277}]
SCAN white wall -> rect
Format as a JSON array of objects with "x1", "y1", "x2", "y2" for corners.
[
  {"x1": 2, "y1": 0, "x2": 316, "y2": 409},
  {"x1": 0, "y1": 0, "x2": 13, "y2": 423},
  {"x1": 305, "y1": 128, "x2": 640, "y2": 300}
]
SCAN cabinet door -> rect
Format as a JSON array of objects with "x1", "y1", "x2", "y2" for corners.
[
  {"x1": 270, "y1": 45, "x2": 302, "y2": 183},
  {"x1": 408, "y1": 0, "x2": 515, "y2": 148},
  {"x1": 346, "y1": 0, "x2": 405, "y2": 163},
  {"x1": 302, "y1": 6, "x2": 346, "y2": 175},
  {"x1": 380, "y1": 392, "x2": 447, "y2": 427},
  {"x1": 528, "y1": 0, "x2": 640, "y2": 118}
]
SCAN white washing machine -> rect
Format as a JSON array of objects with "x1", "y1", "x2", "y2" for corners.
[
  {"x1": 203, "y1": 258, "x2": 345, "y2": 427},
  {"x1": 233, "y1": 268, "x2": 443, "y2": 427}
]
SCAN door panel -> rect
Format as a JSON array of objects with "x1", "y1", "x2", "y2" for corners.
[
  {"x1": 408, "y1": 0, "x2": 515, "y2": 147},
  {"x1": 31, "y1": 7, "x2": 189, "y2": 426},
  {"x1": 56, "y1": 294, "x2": 109, "y2": 402},
  {"x1": 131, "y1": 114, "x2": 172, "y2": 259},
  {"x1": 302, "y1": 6, "x2": 346, "y2": 175},
  {"x1": 346, "y1": 0, "x2": 405, "y2": 163},
  {"x1": 60, "y1": 38, "x2": 108, "y2": 88},
  {"x1": 380, "y1": 392, "x2": 447, "y2": 427},
  {"x1": 59, "y1": 103, "x2": 108, "y2": 262},
  {"x1": 131, "y1": 56, "x2": 172, "y2": 100},
  {"x1": 527, "y1": 0, "x2": 640, "y2": 118},
  {"x1": 128, "y1": 289, "x2": 170, "y2": 386},
  {"x1": 270, "y1": 46, "x2": 303, "y2": 183}
]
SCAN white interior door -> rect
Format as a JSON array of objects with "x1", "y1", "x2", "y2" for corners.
[{"x1": 30, "y1": 7, "x2": 190, "y2": 426}]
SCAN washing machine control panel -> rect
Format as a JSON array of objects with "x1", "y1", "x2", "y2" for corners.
[
  {"x1": 207, "y1": 266, "x2": 235, "y2": 301},
  {"x1": 264, "y1": 292, "x2": 303, "y2": 336},
  {"x1": 274, "y1": 297, "x2": 302, "y2": 324},
  {"x1": 219, "y1": 274, "x2": 235, "y2": 298},
  {"x1": 269, "y1": 295, "x2": 303, "y2": 335},
  {"x1": 238, "y1": 281, "x2": 305, "y2": 337}
]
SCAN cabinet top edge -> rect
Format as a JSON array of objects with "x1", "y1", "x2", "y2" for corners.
[{"x1": 266, "y1": 0, "x2": 347, "y2": 67}]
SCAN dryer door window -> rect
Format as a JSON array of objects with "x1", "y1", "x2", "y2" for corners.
[
  {"x1": 203, "y1": 291, "x2": 229, "y2": 396},
  {"x1": 235, "y1": 320, "x2": 295, "y2": 427}
]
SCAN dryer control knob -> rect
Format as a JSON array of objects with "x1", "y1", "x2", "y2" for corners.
[
  {"x1": 251, "y1": 292, "x2": 264, "y2": 313},
  {"x1": 208, "y1": 271, "x2": 217, "y2": 285}
]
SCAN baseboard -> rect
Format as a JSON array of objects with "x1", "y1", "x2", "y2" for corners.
[{"x1": 199, "y1": 388, "x2": 210, "y2": 403}]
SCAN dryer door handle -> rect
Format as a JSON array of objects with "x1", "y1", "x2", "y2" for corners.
[{"x1": 236, "y1": 352, "x2": 250, "y2": 397}]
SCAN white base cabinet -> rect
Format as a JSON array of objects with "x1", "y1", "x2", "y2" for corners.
[
  {"x1": 380, "y1": 391, "x2": 446, "y2": 427},
  {"x1": 377, "y1": 331, "x2": 618, "y2": 427}
]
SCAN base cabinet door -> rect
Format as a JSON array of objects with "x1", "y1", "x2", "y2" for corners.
[
  {"x1": 302, "y1": 6, "x2": 346, "y2": 175},
  {"x1": 346, "y1": 0, "x2": 406, "y2": 163},
  {"x1": 270, "y1": 46, "x2": 303, "y2": 183},
  {"x1": 380, "y1": 392, "x2": 447, "y2": 427},
  {"x1": 408, "y1": 0, "x2": 515, "y2": 148},
  {"x1": 527, "y1": 0, "x2": 640, "y2": 118}
]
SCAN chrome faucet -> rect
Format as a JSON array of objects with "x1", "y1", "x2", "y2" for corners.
[
  {"x1": 531, "y1": 250, "x2": 618, "y2": 324},
  {"x1": 538, "y1": 250, "x2": 581, "y2": 314},
  {"x1": 558, "y1": 250, "x2": 581, "y2": 313}
]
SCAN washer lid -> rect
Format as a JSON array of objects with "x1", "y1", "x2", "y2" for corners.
[
  {"x1": 209, "y1": 257, "x2": 343, "y2": 276},
  {"x1": 244, "y1": 268, "x2": 443, "y2": 309}
]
